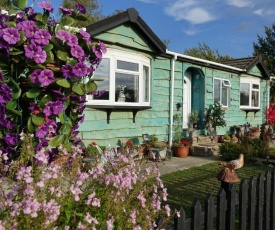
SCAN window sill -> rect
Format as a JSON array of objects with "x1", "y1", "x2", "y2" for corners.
[
  {"x1": 240, "y1": 108, "x2": 260, "y2": 118},
  {"x1": 87, "y1": 105, "x2": 152, "y2": 123}
]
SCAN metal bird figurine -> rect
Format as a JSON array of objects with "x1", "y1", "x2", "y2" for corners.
[{"x1": 217, "y1": 154, "x2": 244, "y2": 183}]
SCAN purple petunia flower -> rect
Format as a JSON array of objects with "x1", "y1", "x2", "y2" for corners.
[
  {"x1": 43, "y1": 101, "x2": 54, "y2": 116},
  {"x1": 33, "y1": 49, "x2": 47, "y2": 63},
  {"x1": 72, "y1": 62, "x2": 87, "y2": 77},
  {"x1": 59, "y1": 6, "x2": 74, "y2": 15},
  {"x1": 0, "y1": 22, "x2": 8, "y2": 37},
  {"x1": 4, "y1": 133, "x2": 18, "y2": 146},
  {"x1": 79, "y1": 29, "x2": 91, "y2": 44},
  {"x1": 33, "y1": 29, "x2": 51, "y2": 45},
  {"x1": 61, "y1": 64, "x2": 74, "y2": 78},
  {"x1": 70, "y1": 45, "x2": 84, "y2": 60},
  {"x1": 38, "y1": 69, "x2": 54, "y2": 86},
  {"x1": 67, "y1": 33, "x2": 78, "y2": 46},
  {"x1": 43, "y1": 101, "x2": 63, "y2": 116},
  {"x1": 52, "y1": 101, "x2": 63, "y2": 115},
  {"x1": 18, "y1": 20, "x2": 38, "y2": 38},
  {"x1": 29, "y1": 69, "x2": 42, "y2": 84},
  {"x1": 0, "y1": 84, "x2": 12, "y2": 103},
  {"x1": 92, "y1": 41, "x2": 107, "y2": 60},
  {"x1": 55, "y1": 30, "x2": 70, "y2": 42},
  {"x1": 25, "y1": 44, "x2": 42, "y2": 59},
  {"x1": 5, "y1": 116, "x2": 15, "y2": 130},
  {"x1": 35, "y1": 139, "x2": 49, "y2": 150},
  {"x1": 36, "y1": 125, "x2": 49, "y2": 138},
  {"x1": 29, "y1": 102, "x2": 40, "y2": 112},
  {"x1": 76, "y1": 4, "x2": 86, "y2": 14},
  {"x1": 3, "y1": 28, "x2": 20, "y2": 45},
  {"x1": 51, "y1": 90, "x2": 67, "y2": 101},
  {"x1": 37, "y1": 1, "x2": 54, "y2": 12}
]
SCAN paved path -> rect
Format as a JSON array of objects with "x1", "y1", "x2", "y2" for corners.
[{"x1": 141, "y1": 155, "x2": 221, "y2": 176}]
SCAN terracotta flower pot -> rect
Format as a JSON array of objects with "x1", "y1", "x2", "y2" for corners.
[{"x1": 173, "y1": 146, "x2": 189, "y2": 158}]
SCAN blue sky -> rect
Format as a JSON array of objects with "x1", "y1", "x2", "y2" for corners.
[{"x1": 47, "y1": 0, "x2": 274, "y2": 58}]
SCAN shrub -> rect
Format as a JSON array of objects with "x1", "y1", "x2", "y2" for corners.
[
  {"x1": 0, "y1": 133, "x2": 171, "y2": 229},
  {"x1": 219, "y1": 138, "x2": 269, "y2": 161},
  {"x1": 218, "y1": 142, "x2": 242, "y2": 161},
  {"x1": 241, "y1": 137, "x2": 269, "y2": 159}
]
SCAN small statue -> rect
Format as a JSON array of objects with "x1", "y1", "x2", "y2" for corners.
[
  {"x1": 217, "y1": 153, "x2": 244, "y2": 183},
  {"x1": 117, "y1": 85, "x2": 126, "y2": 102}
]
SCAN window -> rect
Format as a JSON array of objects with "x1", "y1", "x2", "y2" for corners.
[
  {"x1": 214, "y1": 78, "x2": 231, "y2": 107},
  {"x1": 86, "y1": 49, "x2": 151, "y2": 107},
  {"x1": 240, "y1": 78, "x2": 260, "y2": 109}
]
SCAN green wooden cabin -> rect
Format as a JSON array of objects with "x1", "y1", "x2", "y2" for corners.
[{"x1": 80, "y1": 8, "x2": 270, "y2": 147}]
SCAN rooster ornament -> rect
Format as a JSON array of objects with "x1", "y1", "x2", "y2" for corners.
[{"x1": 217, "y1": 154, "x2": 244, "y2": 183}]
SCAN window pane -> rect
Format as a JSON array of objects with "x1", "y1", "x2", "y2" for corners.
[
  {"x1": 115, "y1": 73, "x2": 139, "y2": 102},
  {"x1": 252, "y1": 90, "x2": 259, "y2": 107},
  {"x1": 214, "y1": 79, "x2": 221, "y2": 103},
  {"x1": 252, "y1": 84, "x2": 259, "y2": 89},
  {"x1": 143, "y1": 66, "x2": 149, "y2": 102},
  {"x1": 90, "y1": 58, "x2": 110, "y2": 100},
  {"x1": 222, "y1": 87, "x2": 228, "y2": 106},
  {"x1": 117, "y1": 60, "x2": 139, "y2": 72},
  {"x1": 240, "y1": 83, "x2": 250, "y2": 106}
]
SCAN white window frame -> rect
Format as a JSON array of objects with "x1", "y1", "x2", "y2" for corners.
[
  {"x1": 86, "y1": 49, "x2": 151, "y2": 107},
  {"x1": 240, "y1": 77, "x2": 260, "y2": 109},
  {"x1": 213, "y1": 78, "x2": 231, "y2": 107}
]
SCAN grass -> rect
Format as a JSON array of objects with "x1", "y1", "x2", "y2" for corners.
[{"x1": 160, "y1": 160, "x2": 274, "y2": 217}]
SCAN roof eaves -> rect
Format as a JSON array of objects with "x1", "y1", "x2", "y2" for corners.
[{"x1": 86, "y1": 8, "x2": 166, "y2": 54}]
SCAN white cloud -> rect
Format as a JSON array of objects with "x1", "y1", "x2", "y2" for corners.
[
  {"x1": 184, "y1": 28, "x2": 199, "y2": 36},
  {"x1": 225, "y1": 0, "x2": 253, "y2": 8},
  {"x1": 165, "y1": 0, "x2": 215, "y2": 25}
]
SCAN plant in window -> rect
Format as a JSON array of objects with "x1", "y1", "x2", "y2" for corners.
[
  {"x1": 0, "y1": 0, "x2": 106, "y2": 159},
  {"x1": 204, "y1": 102, "x2": 227, "y2": 128}
]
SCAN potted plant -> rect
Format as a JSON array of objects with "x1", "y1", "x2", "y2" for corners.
[
  {"x1": 172, "y1": 140, "x2": 190, "y2": 158},
  {"x1": 189, "y1": 111, "x2": 199, "y2": 128}
]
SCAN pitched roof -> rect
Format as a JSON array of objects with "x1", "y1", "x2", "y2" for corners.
[
  {"x1": 86, "y1": 8, "x2": 166, "y2": 54},
  {"x1": 221, "y1": 56, "x2": 270, "y2": 79}
]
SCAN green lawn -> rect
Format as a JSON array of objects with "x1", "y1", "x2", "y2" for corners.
[{"x1": 160, "y1": 160, "x2": 274, "y2": 217}]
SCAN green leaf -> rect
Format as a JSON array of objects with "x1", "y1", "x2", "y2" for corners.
[
  {"x1": 46, "y1": 51, "x2": 54, "y2": 63},
  {"x1": 42, "y1": 11, "x2": 49, "y2": 25},
  {"x1": 91, "y1": 78, "x2": 104, "y2": 81},
  {"x1": 6, "y1": 108, "x2": 22, "y2": 116},
  {"x1": 31, "y1": 114, "x2": 45, "y2": 126},
  {"x1": 8, "y1": 8, "x2": 20, "y2": 15},
  {"x1": 27, "y1": 118, "x2": 35, "y2": 133},
  {"x1": 26, "y1": 88, "x2": 41, "y2": 98},
  {"x1": 63, "y1": 143, "x2": 73, "y2": 152},
  {"x1": 58, "y1": 112, "x2": 65, "y2": 124},
  {"x1": 75, "y1": 15, "x2": 87, "y2": 21},
  {"x1": 49, "y1": 135, "x2": 65, "y2": 147},
  {"x1": 9, "y1": 50, "x2": 24, "y2": 56},
  {"x1": 44, "y1": 44, "x2": 54, "y2": 51},
  {"x1": 59, "y1": 123, "x2": 72, "y2": 135},
  {"x1": 7, "y1": 78, "x2": 21, "y2": 99},
  {"x1": 63, "y1": 16, "x2": 75, "y2": 26},
  {"x1": 6, "y1": 101, "x2": 17, "y2": 110},
  {"x1": 57, "y1": 50, "x2": 69, "y2": 62},
  {"x1": 56, "y1": 79, "x2": 70, "y2": 88},
  {"x1": 39, "y1": 96, "x2": 52, "y2": 108},
  {"x1": 72, "y1": 84, "x2": 85, "y2": 95},
  {"x1": 36, "y1": 13, "x2": 43, "y2": 22},
  {"x1": 67, "y1": 59, "x2": 77, "y2": 66},
  {"x1": 13, "y1": 0, "x2": 28, "y2": 9},
  {"x1": 50, "y1": 37, "x2": 63, "y2": 50},
  {"x1": 85, "y1": 80, "x2": 97, "y2": 93}
]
